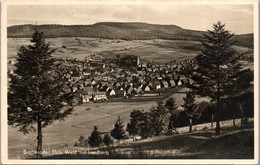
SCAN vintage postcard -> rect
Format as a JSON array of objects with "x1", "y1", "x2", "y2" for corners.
[{"x1": 1, "y1": 0, "x2": 259, "y2": 164}]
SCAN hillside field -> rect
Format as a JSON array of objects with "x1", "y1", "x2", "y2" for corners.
[
  {"x1": 7, "y1": 37, "x2": 252, "y2": 65},
  {"x1": 8, "y1": 101, "x2": 158, "y2": 159},
  {"x1": 7, "y1": 38, "x2": 201, "y2": 64}
]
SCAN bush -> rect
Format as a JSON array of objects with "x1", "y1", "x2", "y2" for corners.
[
  {"x1": 88, "y1": 126, "x2": 102, "y2": 147},
  {"x1": 103, "y1": 134, "x2": 113, "y2": 146},
  {"x1": 111, "y1": 117, "x2": 126, "y2": 142},
  {"x1": 74, "y1": 135, "x2": 88, "y2": 147},
  {"x1": 126, "y1": 110, "x2": 143, "y2": 141}
]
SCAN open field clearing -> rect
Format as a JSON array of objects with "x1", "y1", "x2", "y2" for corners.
[
  {"x1": 7, "y1": 38, "x2": 201, "y2": 63},
  {"x1": 8, "y1": 38, "x2": 252, "y2": 64},
  {"x1": 38, "y1": 119, "x2": 254, "y2": 159},
  {"x1": 8, "y1": 101, "x2": 157, "y2": 159},
  {"x1": 7, "y1": 86, "x2": 189, "y2": 159}
]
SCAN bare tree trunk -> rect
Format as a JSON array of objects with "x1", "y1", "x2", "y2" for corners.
[
  {"x1": 189, "y1": 118, "x2": 192, "y2": 133},
  {"x1": 211, "y1": 114, "x2": 214, "y2": 128},
  {"x1": 37, "y1": 120, "x2": 42, "y2": 157},
  {"x1": 239, "y1": 103, "x2": 243, "y2": 128},
  {"x1": 233, "y1": 112, "x2": 236, "y2": 128},
  {"x1": 215, "y1": 89, "x2": 220, "y2": 135}
]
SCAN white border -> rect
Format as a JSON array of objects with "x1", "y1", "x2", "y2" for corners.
[{"x1": 1, "y1": 0, "x2": 259, "y2": 164}]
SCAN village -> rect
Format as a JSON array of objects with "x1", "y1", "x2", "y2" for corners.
[{"x1": 40, "y1": 55, "x2": 195, "y2": 105}]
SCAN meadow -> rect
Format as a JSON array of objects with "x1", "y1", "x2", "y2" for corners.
[
  {"x1": 8, "y1": 101, "x2": 158, "y2": 159},
  {"x1": 8, "y1": 38, "x2": 203, "y2": 64},
  {"x1": 8, "y1": 37, "x2": 253, "y2": 66}
]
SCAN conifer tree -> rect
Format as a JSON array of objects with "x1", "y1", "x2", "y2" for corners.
[
  {"x1": 150, "y1": 101, "x2": 170, "y2": 136},
  {"x1": 8, "y1": 27, "x2": 74, "y2": 154},
  {"x1": 126, "y1": 110, "x2": 142, "y2": 141},
  {"x1": 190, "y1": 22, "x2": 238, "y2": 135},
  {"x1": 111, "y1": 117, "x2": 125, "y2": 142},
  {"x1": 103, "y1": 133, "x2": 113, "y2": 146},
  {"x1": 139, "y1": 111, "x2": 153, "y2": 139},
  {"x1": 88, "y1": 126, "x2": 102, "y2": 147},
  {"x1": 182, "y1": 91, "x2": 197, "y2": 133},
  {"x1": 164, "y1": 98, "x2": 179, "y2": 134}
]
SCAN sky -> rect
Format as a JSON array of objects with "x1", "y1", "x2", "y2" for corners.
[{"x1": 7, "y1": 4, "x2": 254, "y2": 34}]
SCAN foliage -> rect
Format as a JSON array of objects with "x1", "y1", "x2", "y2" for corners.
[
  {"x1": 74, "y1": 136, "x2": 88, "y2": 147},
  {"x1": 111, "y1": 117, "x2": 126, "y2": 141},
  {"x1": 165, "y1": 97, "x2": 179, "y2": 114},
  {"x1": 182, "y1": 91, "x2": 197, "y2": 118},
  {"x1": 149, "y1": 101, "x2": 170, "y2": 136},
  {"x1": 182, "y1": 91, "x2": 197, "y2": 132},
  {"x1": 88, "y1": 126, "x2": 103, "y2": 147},
  {"x1": 164, "y1": 98, "x2": 179, "y2": 133},
  {"x1": 116, "y1": 54, "x2": 139, "y2": 67},
  {"x1": 126, "y1": 110, "x2": 143, "y2": 140},
  {"x1": 190, "y1": 22, "x2": 239, "y2": 134},
  {"x1": 8, "y1": 27, "x2": 74, "y2": 152},
  {"x1": 138, "y1": 112, "x2": 153, "y2": 139},
  {"x1": 103, "y1": 134, "x2": 113, "y2": 146}
]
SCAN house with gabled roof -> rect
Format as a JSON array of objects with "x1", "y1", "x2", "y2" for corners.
[
  {"x1": 151, "y1": 81, "x2": 161, "y2": 90},
  {"x1": 93, "y1": 92, "x2": 107, "y2": 101},
  {"x1": 135, "y1": 84, "x2": 143, "y2": 94},
  {"x1": 115, "y1": 90, "x2": 126, "y2": 97},
  {"x1": 72, "y1": 86, "x2": 78, "y2": 92},
  {"x1": 84, "y1": 78, "x2": 92, "y2": 86},
  {"x1": 80, "y1": 91, "x2": 90, "y2": 103},
  {"x1": 99, "y1": 85, "x2": 110, "y2": 92},
  {"x1": 177, "y1": 80, "x2": 182, "y2": 86},
  {"x1": 181, "y1": 78, "x2": 189, "y2": 85},
  {"x1": 161, "y1": 80, "x2": 169, "y2": 88},
  {"x1": 84, "y1": 87, "x2": 94, "y2": 99},
  {"x1": 168, "y1": 80, "x2": 176, "y2": 87},
  {"x1": 125, "y1": 85, "x2": 133, "y2": 96},
  {"x1": 113, "y1": 82, "x2": 121, "y2": 88},
  {"x1": 188, "y1": 78, "x2": 195, "y2": 84},
  {"x1": 63, "y1": 85, "x2": 72, "y2": 94},
  {"x1": 107, "y1": 88, "x2": 116, "y2": 97},
  {"x1": 142, "y1": 85, "x2": 150, "y2": 92},
  {"x1": 155, "y1": 74, "x2": 162, "y2": 80},
  {"x1": 173, "y1": 73, "x2": 179, "y2": 80},
  {"x1": 161, "y1": 74, "x2": 166, "y2": 79}
]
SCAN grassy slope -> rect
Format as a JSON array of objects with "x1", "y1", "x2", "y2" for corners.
[
  {"x1": 8, "y1": 37, "x2": 252, "y2": 65},
  {"x1": 41, "y1": 120, "x2": 254, "y2": 159},
  {"x1": 7, "y1": 38, "x2": 202, "y2": 63},
  {"x1": 8, "y1": 101, "x2": 157, "y2": 159}
]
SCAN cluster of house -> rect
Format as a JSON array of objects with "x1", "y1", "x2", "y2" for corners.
[
  {"x1": 7, "y1": 56, "x2": 196, "y2": 105},
  {"x1": 61, "y1": 58, "x2": 196, "y2": 104}
]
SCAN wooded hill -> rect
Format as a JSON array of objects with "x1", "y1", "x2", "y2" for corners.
[{"x1": 8, "y1": 22, "x2": 253, "y2": 48}]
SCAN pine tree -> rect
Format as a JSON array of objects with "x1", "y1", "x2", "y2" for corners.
[
  {"x1": 225, "y1": 69, "x2": 253, "y2": 127},
  {"x1": 88, "y1": 126, "x2": 102, "y2": 147},
  {"x1": 111, "y1": 117, "x2": 125, "y2": 142},
  {"x1": 164, "y1": 97, "x2": 179, "y2": 134},
  {"x1": 182, "y1": 91, "x2": 196, "y2": 133},
  {"x1": 139, "y1": 111, "x2": 153, "y2": 139},
  {"x1": 190, "y1": 22, "x2": 237, "y2": 135},
  {"x1": 150, "y1": 101, "x2": 170, "y2": 136},
  {"x1": 8, "y1": 27, "x2": 74, "y2": 154},
  {"x1": 126, "y1": 110, "x2": 142, "y2": 141},
  {"x1": 103, "y1": 133, "x2": 113, "y2": 146}
]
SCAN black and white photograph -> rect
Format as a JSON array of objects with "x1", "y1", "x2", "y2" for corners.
[{"x1": 1, "y1": 0, "x2": 258, "y2": 164}]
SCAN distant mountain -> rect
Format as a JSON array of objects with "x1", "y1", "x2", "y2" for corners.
[{"x1": 7, "y1": 22, "x2": 253, "y2": 48}]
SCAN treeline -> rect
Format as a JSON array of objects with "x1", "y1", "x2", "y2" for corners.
[
  {"x1": 7, "y1": 23, "x2": 253, "y2": 48},
  {"x1": 115, "y1": 54, "x2": 138, "y2": 67},
  {"x1": 75, "y1": 90, "x2": 253, "y2": 148}
]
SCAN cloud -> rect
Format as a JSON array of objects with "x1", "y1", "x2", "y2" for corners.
[{"x1": 7, "y1": 4, "x2": 254, "y2": 34}]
